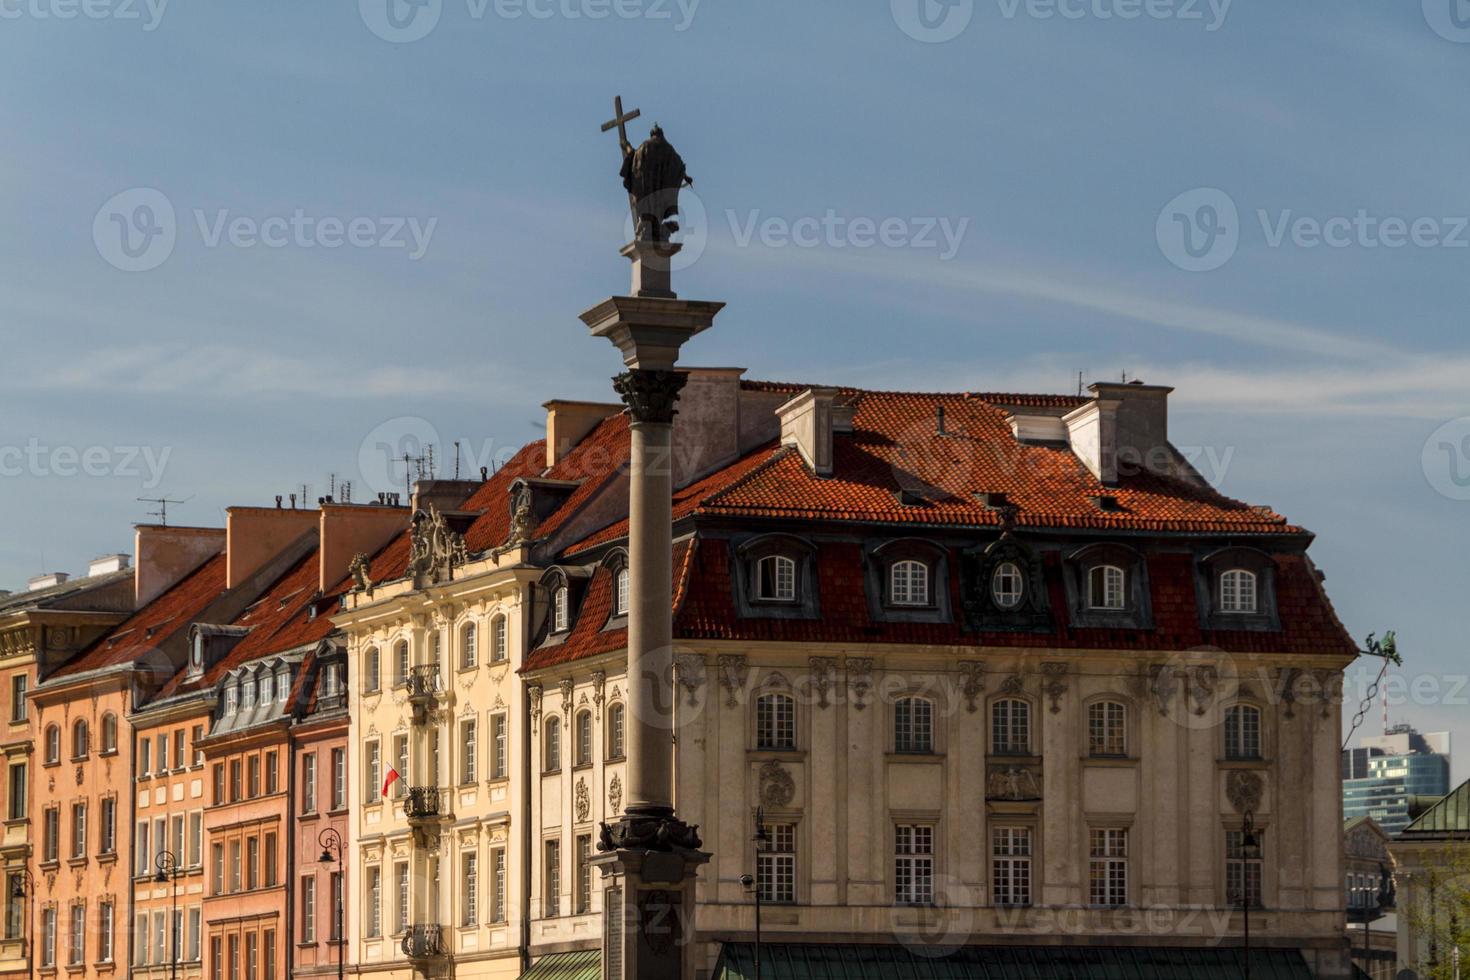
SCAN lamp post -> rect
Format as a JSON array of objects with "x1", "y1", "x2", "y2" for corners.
[
  {"x1": 10, "y1": 868, "x2": 35, "y2": 980},
  {"x1": 1348, "y1": 866, "x2": 1395, "y2": 979},
  {"x1": 318, "y1": 828, "x2": 344, "y2": 980},
  {"x1": 738, "y1": 807, "x2": 769, "y2": 980},
  {"x1": 1228, "y1": 811, "x2": 1262, "y2": 980},
  {"x1": 154, "y1": 850, "x2": 182, "y2": 980}
]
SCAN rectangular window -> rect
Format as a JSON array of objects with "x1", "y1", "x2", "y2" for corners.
[
  {"x1": 230, "y1": 840, "x2": 241, "y2": 893},
  {"x1": 10, "y1": 675, "x2": 26, "y2": 723},
  {"x1": 395, "y1": 863, "x2": 409, "y2": 934},
  {"x1": 3, "y1": 873, "x2": 20, "y2": 939},
  {"x1": 261, "y1": 672, "x2": 274, "y2": 705},
  {"x1": 265, "y1": 751, "x2": 279, "y2": 795},
  {"x1": 211, "y1": 843, "x2": 224, "y2": 895},
  {"x1": 192, "y1": 725, "x2": 204, "y2": 766},
  {"x1": 366, "y1": 867, "x2": 382, "y2": 938},
  {"x1": 41, "y1": 907, "x2": 55, "y2": 967},
  {"x1": 992, "y1": 827, "x2": 1033, "y2": 908},
  {"x1": 330, "y1": 871, "x2": 344, "y2": 941},
  {"x1": 894, "y1": 824, "x2": 934, "y2": 906},
  {"x1": 301, "y1": 876, "x2": 316, "y2": 942},
  {"x1": 1227, "y1": 830, "x2": 1264, "y2": 909},
  {"x1": 1089, "y1": 828, "x2": 1128, "y2": 907},
  {"x1": 247, "y1": 755, "x2": 260, "y2": 798},
  {"x1": 157, "y1": 733, "x2": 168, "y2": 773},
  {"x1": 365, "y1": 742, "x2": 381, "y2": 804},
  {"x1": 229, "y1": 759, "x2": 242, "y2": 801},
  {"x1": 43, "y1": 807, "x2": 59, "y2": 863},
  {"x1": 263, "y1": 930, "x2": 276, "y2": 980},
  {"x1": 188, "y1": 811, "x2": 203, "y2": 866},
  {"x1": 576, "y1": 834, "x2": 593, "y2": 914},
  {"x1": 246, "y1": 933, "x2": 258, "y2": 980},
  {"x1": 461, "y1": 719, "x2": 477, "y2": 784},
  {"x1": 1088, "y1": 701, "x2": 1127, "y2": 757},
  {"x1": 98, "y1": 900, "x2": 114, "y2": 962},
  {"x1": 302, "y1": 754, "x2": 317, "y2": 814},
  {"x1": 100, "y1": 797, "x2": 117, "y2": 854},
  {"x1": 247, "y1": 836, "x2": 259, "y2": 890},
  {"x1": 71, "y1": 802, "x2": 86, "y2": 858},
  {"x1": 139, "y1": 738, "x2": 152, "y2": 776},
  {"x1": 394, "y1": 736, "x2": 409, "y2": 799},
  {"x1": 171, "y1": 908, "x2": 183, "y2": 965},
  {"x1": 171, "y1": 814, "x2": 185, "y2": 866},
  {"x1": 545, "y1": 840, "x2": 561, "y2": 917},
  {"x1": 68, "y1": 904, "x2": 84, "y2": 965},
  {"x1": 6, "y1": 763, "x2": 25, "y2": 820},
  {"x1": 264, "y1": 832, "x2": 277, "y2": 888},
  {"x1": 188, "y1": 907, "x2": 201, "y2": 961},
  {"x1": 330, "y1": 749, "x2": 346, "y2": 811},
  {"x1": 153, "y1": 816, "x2": 166, "y2": 868},
  {"x1": 492, "y1": 715, "x2": 508, "y2": 779},
  {"x1": 174, "y1": 730, "x2": 185, "y2": 771},
  {"x1": 366, "y1": 648, "x2": 380, "y2": 692},
  {"x1": 462, "y1": 853, "x2": 479, "y2": 926},
  {"x1": 492, "y1": 849, "x2": 507, "y2": 923},
  {"x1": 212, "y1": 764, "x2": 225, "y2": 805},
  {"x1": 759, "y1": 823, "x2": 796, "y2": 904},
  {"x1": 210, "y1": 936, "x2": 221, "y2": 980},
  {"x1": 396, "y1": 643, "x2": 409, "y2": 686},
  {"x1": 228, "y1": 934, "x2": 238, "y2": 980},
  {"x1": 894, "y1": 697, "x2": 933, "y2": 754},
  {"x1": 153, "y1": 909, "x2": 165, "y2": 965}
]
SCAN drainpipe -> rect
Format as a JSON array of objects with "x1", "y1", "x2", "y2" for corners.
[
  {"x1": 519, "y1": 582, "x2": 536, "y2": 976},
  {"x1": 285, "y1": 719, "x2": 297, "y2": 980},
  {"x1": 125, "y1": 682, "x2": 138, "y2": 975}
]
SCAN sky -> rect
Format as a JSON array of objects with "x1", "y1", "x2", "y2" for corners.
[{"x1": 1, "y1": 0, "x2": 1466, "y2": 783}]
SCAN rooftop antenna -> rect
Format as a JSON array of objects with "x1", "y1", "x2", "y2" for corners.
[
  {"x1": 299, "y1": 484, "x2": 310, "y2": 508},
  {"x1": 425, "y1": 444, "x2": 436, "y2": 479},
  {"x1": 329, "y1": 473, "x2": 336, "y2": 498},
  {"x1": 453, "y1": 442, "x2": 462, "y2": 480},
  {"x1": 1077, "y1": 371, "x2": 1084, "y2": 397},
  {"x1": 137, "y1": 496, "x2": 191, "y2": 527},
  {"x1": 341, "y1": 481, "x2": 351, "y2": 504}
]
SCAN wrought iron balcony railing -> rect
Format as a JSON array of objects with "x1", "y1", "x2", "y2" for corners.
[
  {"x1": 406, "y1": 664, "x2": 442, "y2": 699},
  {"x1": 404, "y1": 786, "x2": 445, "y2": 822},
  {"x1": 401, "y1": 923, "x2": 446, "y2": 960}
]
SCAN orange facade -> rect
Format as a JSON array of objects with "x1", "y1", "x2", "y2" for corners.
[{"x1": 290, "y1": 694, "x2": 349, "y2": 980}]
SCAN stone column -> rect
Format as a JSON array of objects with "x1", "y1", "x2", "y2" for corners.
[{"x1": 585, "y1": 240, "x2": 723, "y2": 980}]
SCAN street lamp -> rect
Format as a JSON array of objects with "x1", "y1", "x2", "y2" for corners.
[
  {"x1": 1228, "y1": 811, "x2": 1263, "y2": 980},
  {"x1": 1348, "y1": 866, "x2": 1396, "y2": 977},
  {"x1": 10, "y1": 868, "x2": 35, "y2": 980},
  {"x1": 738, "y1": 807, "x2": 769, "y2": 980},
  {"x1": 319, "y1": 828, "x2": 345, "y2": 980},
  {"x1": 155, "y1": 850, "x2": 183, "y2": 980}
]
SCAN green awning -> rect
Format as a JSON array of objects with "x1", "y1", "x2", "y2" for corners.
[
  {"x1": 520, "y1": 949, "x2": 601, "y2": 980},
  {"x1": 713, "y1": 943, "x2": 1314, "y2": 980}
]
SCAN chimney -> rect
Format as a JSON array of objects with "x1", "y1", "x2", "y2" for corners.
[
  {"x1": 411, "y1": 480, "x2": 482, "y2": 516},
  {"x1": 87, "y1": 554, "x2": 131, "y2": 578},
  {"x1": 318, "y1": 504, "x2": 411, "y2": 593},
  {"x1": 1064, "y1": 382, "x2": 1180, "y2": 485},
  {"x1": 27, "y1": 573, "x2": 69, "y2": 592},
  {"x1": 1062, "y1": 396, "x2": 1121, "y2": 485},
  {"x1": 670, "y1": 368, "x2": 745, "y2": 487},
  {"x1": 224, "y1": 507, "x2": 318, "y2": 589},
  {"x1": 777, "y1": 387, "x2": 840, "y2": 477},
  {"x1": 134, "y1": 525, "x2": 226, "y2": 607},
  {"x1": 544, "y1": 400, "x2": 625, "y2": 468}
]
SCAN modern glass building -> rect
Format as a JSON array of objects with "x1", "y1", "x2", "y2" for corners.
[{"x1": 1342, "y1": 726, "x2": 1451, "y2": 836}]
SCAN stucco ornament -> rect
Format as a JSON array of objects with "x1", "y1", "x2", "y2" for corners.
[
  {"x1": 575, "y1": 778, "x2": 591, "y2": 823},
  {"x1": 560, "y1": 678, "x2": 575, "y2": 717},
  {"x1": 528, "y1": 683, "x2": 543, "y2": 731},
  {"x1": 847, "y1": 658, "x2": 874, "y2": 710},
  {"x1": 1189, "y1": 664, "x2": 1219, "y2": 716},
  {"x1": 348, "y1": 552, "x2": 373, "y2": 593},
  {"x1": 408, "y1": 504, "x2": 469, "y2": 587},
  {"x1": 986, "y1": 766, "x2": 1042, "y2": 801},
  {"x1": 591, "y1": 670, "x2": 606, "y2": 717},
  {"x1": 1226, "y1": 769, "x2": 1265, "y2": 814},
  {"x1": 999, "y1": 675, "x2": 1025, "y2": 697},
  {"x1": 957, "y1": 661, "x2": 985, "y2": 713},
  {"x1": 807, "y1": 657, "x2": 837, "y2": 709},
  {"x1": 1149, "y1": 663, "x2": 1180, "y2": 715},
  {"x1": 1041, "y1": 662, "x2": 1069, "y2": 714},
  {"x1": 674, "y1": 654, "x2": 706, "y2": 706},
  {"x1": 1312, "y1": 669, "x2": 1343, "y2": 719},
  {"x1": 608, "y1": 774, "x2": 623, "y2": 814},
  {"x1": 759, "y1": 761, "x2": 795, "y2": 808},
  {"x1": 717, "y1": 655, "x2": 749, "y2": 708}
]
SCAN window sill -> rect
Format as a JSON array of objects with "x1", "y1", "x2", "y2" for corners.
[
  {"x1": 572, "y1": 763, "x2": 593, "y2": 772},
  {"x1": 1083, "y1": 755, "x2": 1136, "y2": 767},
  {"x1": 300, "y1": 811, "x2": 321, "y2": 820},
  {"x1": 747, "y1": 749, "x2": 803, "y2": 762},
  {"x1": 542, "y1": 769, "x2": 562, "y2": 777},
  {"x1": 42, "y1": 761, "x2": 60, "y2": 769},
  {"x1": 66, "y1": 856, "x2": 87, "y2": 869},
  {"x1": 3, "y1": 816, "x2": 29, "y2": 828},
  {"x1": 1218, "y1": 758, "x2": 1268, "y2": 768},
  {"x1": 986, "y1": 754, "x2": 1041, "y2": 765},
  {"x1": 296, "y1": 941, "x2": 319, "y2": 949},
  {"x1": 604, "y1": 755, "x2": 626, "y2": 764},
  {"x1": 39, "y1": 860, "x2": 59, "y2": 871},
  {"x1": 69, "y1": 755, "x2": 89, "y2": 764}
]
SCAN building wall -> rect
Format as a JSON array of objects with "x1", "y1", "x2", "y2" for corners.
[
  {"x1": 129, "y1": 705, "x2": 210, "y2": 980},
  {"x1": 293, "y1": 714, "x2": 350, "y2": 979},
  {"x1": 0, "y1": 636, "x2": 36, "y2": 980}
]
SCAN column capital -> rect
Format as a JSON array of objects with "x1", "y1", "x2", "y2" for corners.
[{"x1": 613, "y1": 370, "x2": 688, "y2": 425}]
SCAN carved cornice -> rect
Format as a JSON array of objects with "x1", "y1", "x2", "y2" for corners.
[
  {"x1": 957, "y1": 661, "x2": 985, "y2": 713},
  {"x1": 847, "y1": 658, "x2": 874, "y2": 711},
  {"x1": 612, "y1": 369, "x2": 689, "y2": 425},
  {"x1": 716, "y1": 655, "x2": 748, "y2": 708},
  {"x1": 674, "y1": 654, "x2": 706, "y2": 706},
  {"x1": 1041, "y1": 662, "x2": 1068, "y2": 714},
  {"x1": 591, "y1": 670, "x2": 607, "y2": 718},
  {"x1": 808, "y1": 657, "x2": 837, "y2": 710}
]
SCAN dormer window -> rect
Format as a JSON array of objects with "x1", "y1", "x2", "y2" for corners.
[
  {"x1": 615, "y1": 568, "x2": 630, "y2": 616},
  {"x1": 889, "y1": 560, "x2": 929, "y2": 606},
  {"x1": 756, "y1": 556, "x2": 797, "y2": 602},
  {"x1": 242, "y1": 676, "x2": 256, "y2": 710},
  {"x1": 991, "y1": 562, "x2": 1024, "y2": 609},
  {"x1": 224, "y1": 686, "x2": 238, "y2": 716},
  {"x1": 1219, "y1": 569, "x2": 1258, "y2": 614},
  {"x1": 277, "y1": 668, "x2": 290, "y2": 702},
  {"x1": 1088, "y1": 565, "x2": 1126, "y2": 610},
  {"x1": 260, "y1": 672, "x2": 275, "y2": 705},
  {"x1": 553, "y1": 587, "x2": 570, "y2": 632},
  {"x1": 190, "y1": 634, "x2": 203, "y2": 673}
]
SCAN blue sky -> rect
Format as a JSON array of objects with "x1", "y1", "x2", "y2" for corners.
[{"x1": 2, "y1": 0, "x2": 1466, "y2": 780}]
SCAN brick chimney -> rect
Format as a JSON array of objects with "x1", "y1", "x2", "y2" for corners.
[
  {"x1": 318, "y1": 504, "x2": 411, "y2": 592},
  {"x1": 1065, "y1": 382, "x2": 1184, "y2": 485},
  {"x1": 224, "y1": 507, "x2": 318, "y2": 589},
  {"x1": 134, "y1": 525, "x2": 226, "y2": 607},
  {"x1": 544, "y1": 400, "x2": 625, "y2": 468},
  {"x1": 776, "y1": 387, "x2": 840, "y2": 477}
]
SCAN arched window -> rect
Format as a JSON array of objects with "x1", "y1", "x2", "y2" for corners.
[
  {"x1": 991, "y1": 698, "x2": 1031, "y2": 756},
  {"x1": 1225, "y1": 705, "x2": 1262, "y2": 760},
  {"x1": 44, "y1": 724, "x2": 60, "y2": 764},
  {"x1": 1088, "y1": 565, "x2": 1126, "y2": 610},
  {"x1": 1088, "y1": 700, "x2": 1127, "y2": 757},
  {"x1": 889, "y1": 560, "x2": 930, "y2": 607},
  {"x1": 755, "y1": 555, "x2": 797, "y2": 602},
  {"x1": 544, "y1": 716, "x2": 562, "y2": 772},
  {"x1": 430, "y1": 630, "x2": 443, "y2": 663},
  {"x1": 614, "y1": 567, "x2": 630, "y2": 616},
  {"x1": 491, "y1": 617, "x2": 508, "y2": 663},
  {"x1": 756, "y1": 694, "x2": 796, "y2": 750},
  {"x1": 894, "y1": 697, "x2": 934, "y2": 754},
  {"x1": 991, "y1": 562, "x2": 1025, "y2": 609},
  {"x1": 394, "y1": 640, "x2": 410, "y2": 685},
  {"x1": 553, "y1": 587, "x2": 570, "y2": 632},
  {"x1": 1219, "y1": 569, "x2": 1258, "y2": 614},
  {"x1": 364, "y1": 647, "x2": 381, "y2": 693},
  {"x1": 575, "y1": 711, "x2": 593, "y2": 767},
  {"x1": 607, "y1": 704, "x2": 626, "y2": 760},
  {"x1": 460, "y1": 623, "x2": 478, "y2": 670},
  {"x1": 101, "y1": 713, "x2": 117, "y2": 754}
]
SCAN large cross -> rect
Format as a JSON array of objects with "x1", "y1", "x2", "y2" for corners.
[{"x1": 601, "y1": 95, "x2": 641, "y2": 154}]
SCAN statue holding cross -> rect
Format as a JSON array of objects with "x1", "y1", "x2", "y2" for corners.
[{"x1": 602, "y1": 96, "x2": 694, "y2": 244}]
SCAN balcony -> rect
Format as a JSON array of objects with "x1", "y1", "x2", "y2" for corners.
[
  {"x1": 401, "y1": 924, "x2": 446, "y2": 961},
  {"x1": 404, "y1": 786, "x2": 446, "y2": 823},
  {"x1": 406, "y1": 665, "x2": 442, "y2": 724}
]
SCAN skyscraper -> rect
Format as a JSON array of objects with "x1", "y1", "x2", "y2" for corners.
[{"x1": 1343, "y1": 725, "x2": 1451, "y2": 836}]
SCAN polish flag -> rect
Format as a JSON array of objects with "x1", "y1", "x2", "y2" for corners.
[{"x1": 382, "y1": 767, "x2": 401, "y2": 798}]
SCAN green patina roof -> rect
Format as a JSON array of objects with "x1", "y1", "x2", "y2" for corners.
[
  {"x1": 1401, "y1": 777, "x2": 1470, "y2": 838},
  {"x1": 713, "y1": 943, "x2": 1314, "y2": 980},
  {"x1": 520, "y1": 950, "x2": 601, "y2": 980}
]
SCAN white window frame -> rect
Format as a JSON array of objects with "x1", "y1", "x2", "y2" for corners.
[
  {"x1": 894, "y1": 697, "x2": 934, "y2": 754},
  {"x1": 894, "y1": 824, "x2": 934, "y2": 906},
  {"x1": 553, "y1": 587, "x2": 570, "y2": 632},
  {"x1": 1089, "y1": 828, "x2": 1128, "y2": 907},
  {"x1": 756, "y1": 694, "x2": 796, "y2": 751},
  {"x1": 991, "y1": 698, "x2": 1031, "y2": 756},
  {"x1": 755, "y1": 555, "x2": 797, "y2": 602},
  {"x1": 992, "y1": 826, "x2": 1033, "y2": 908},
  {"x1": 759, "y1": 823, "x2": 796, "y2": 904},
  {"x1": 1088, "y1": 564, "x2": 1126, "y2": 610},
  {"x1": 614, "y1": 568, "x2": 630, "y2": 616},
  {"x1": 1219, "y1": 568, "x2": 1258, "y2": 613},
  {"x1": 1225, "y1": 704, "x2": 1262, "y2": 760},
  {"x1": 889, "y1": 560, "x2": 929, "y2": 607},
  {"x1": 1087, "y1": 700, "x2": 1127, "y2": 757},
  {"x1": 991, "y1": 561, "x2": 1024, "y2": 608}
]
